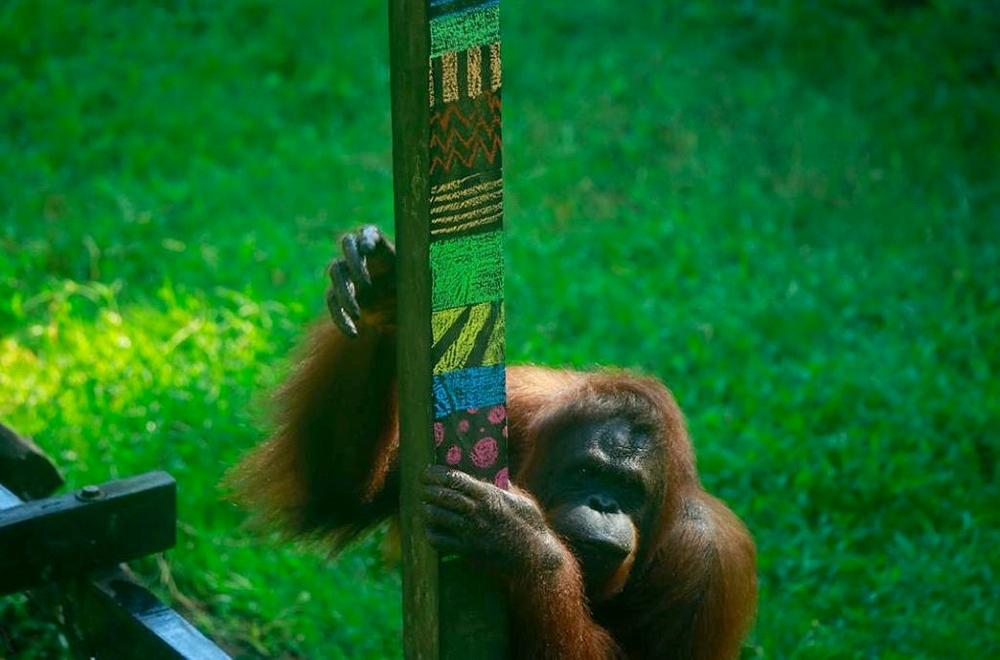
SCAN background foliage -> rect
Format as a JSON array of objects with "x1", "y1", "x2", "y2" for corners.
[{"x1": 1, "y1": 0, "x2": 997, "y2": 657}]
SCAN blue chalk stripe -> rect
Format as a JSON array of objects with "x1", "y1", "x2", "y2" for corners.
[{"x1": 432, "y1": 364, "x2": 506, "y2": 418}]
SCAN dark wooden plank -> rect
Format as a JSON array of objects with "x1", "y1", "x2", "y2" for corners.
[
  {"x1": 0, "y1": 482, "x2": 21, "y2": 510},
  {"x1": 388, "y1": 1, "x2": 439, "y2": 658},
  {"x1": 0, "y1": 480, "x2": 230, "y2": 658},
  {"x1": 0, "y1": 471, "x2": 176, "y2": 595},
  {"x1": 0, "y1": 421, "x2": 64, "y2": 499},
  {"x1": 68, "y1": 567, "x2": 231, "y2": 660}
]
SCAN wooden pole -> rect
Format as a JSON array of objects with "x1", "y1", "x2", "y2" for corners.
[
  {"x1": 389, "y1": 0, "x2": 437, "y2": 657},
  {"x1": 390, "y1": 0, "x2": 509, "y2": 657}
]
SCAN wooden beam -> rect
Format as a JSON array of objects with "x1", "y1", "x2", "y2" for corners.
[
  {"x1": 0, "y1": 472, "x2": 176, "y2": 595},
  {"x1": 0, "y1": 481, "x2": 230, "y2": 659},
  {"x1": 0, "y1": 482, "x2": 22, "y2": 510},
  {"x1": 67, "y1": 567, "x2": 231, "y2": 660},
  {"x1": 389, "y1": 1, "x2": 510, "y2": 657}
]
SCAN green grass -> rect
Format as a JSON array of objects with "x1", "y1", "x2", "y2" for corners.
[{"x1": 1, "y1": 0, "x2": 997, "y2": 657}]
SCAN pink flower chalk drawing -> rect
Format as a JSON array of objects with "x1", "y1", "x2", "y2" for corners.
[
  {"x1": 471, "y1": 437, "x2": 499, "y2": 468},
  {"x1": 488, "y1": 405, "x2": 506, "y2": 424}
]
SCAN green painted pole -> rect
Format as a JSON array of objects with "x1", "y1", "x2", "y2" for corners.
[{"x1": 389, "y1": 0, "x2": 509, "y2": 658}]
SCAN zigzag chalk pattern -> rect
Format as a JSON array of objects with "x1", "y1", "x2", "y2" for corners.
[{"x1": 429, "y1": 92, "x2": 502, "y2": 180}]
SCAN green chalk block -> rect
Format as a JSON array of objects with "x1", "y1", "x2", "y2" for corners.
[
  {"x1": 431, "y1": 5, "x2": 500, "y2": 57},
  {"x1": 430, "y1": 231, "x2": 504, "y2": 311}
]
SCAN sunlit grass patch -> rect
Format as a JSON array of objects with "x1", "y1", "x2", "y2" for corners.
[{"x1": 0, "y1": 282, "x2": 402, "y2": 656}]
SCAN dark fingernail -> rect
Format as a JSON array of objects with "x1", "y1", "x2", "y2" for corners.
[
  {"x1": 330, "y1": 305, "x2": 358, "y2": 338},
  {"x1": 342, "y1": 235, "x2": 372, "y2": 287}
]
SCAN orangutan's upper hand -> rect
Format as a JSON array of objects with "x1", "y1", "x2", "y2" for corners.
[{"x1": 326, "y1": 225, "x2": 396, "y2": 337}]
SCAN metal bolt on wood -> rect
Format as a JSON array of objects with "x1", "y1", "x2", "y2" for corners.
[{"x1": 76, "y1": 485, "x2": 104, "y2": 501}]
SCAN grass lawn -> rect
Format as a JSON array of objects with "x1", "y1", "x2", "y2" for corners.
[{"x1": 1, "y1": 0, "x2": 997, "y2": 657}]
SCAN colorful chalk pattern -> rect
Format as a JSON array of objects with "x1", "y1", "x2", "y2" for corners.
[
  {"x1": 431, "y1": 301, "x2": 504, "y2": 375},
  {"x1": 433, "y1": 404, "x2": 509, "y2": 487},
  {"x1": 429, "y1": 86, "x2": 501, "y2": 179},
  {"x1": 428, "y1": 0, "x2": 507, "y2": 487},
  {"x1": 430, "y1": 173, "x2": 502, "y2": 239},
  {"x1": 430, "y1": 231, "x2": 503, "y2": 310},
  {"x1": 432, "y1": 365, "x2": 507, "y2": 418}
]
